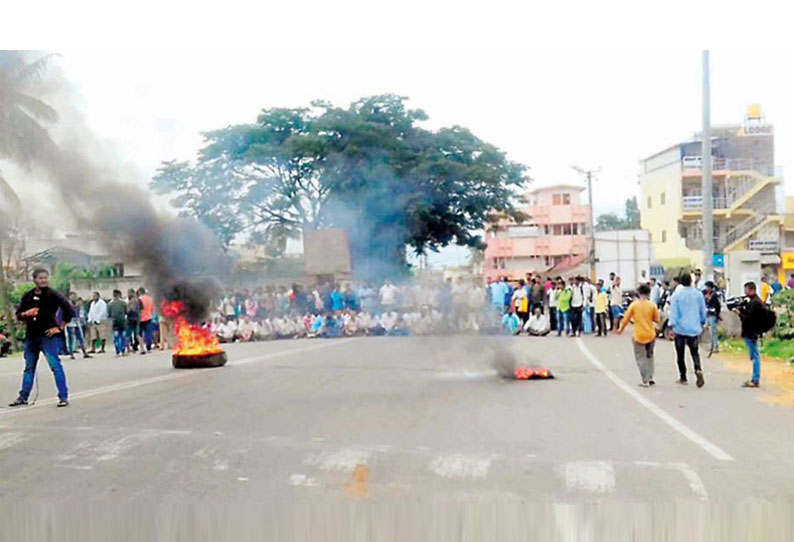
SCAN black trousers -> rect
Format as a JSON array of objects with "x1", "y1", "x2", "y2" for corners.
[
  {"x1": 674, "y1": 334, "x2": 701, "y2": 379},
  {"x1": 595, "y1": 313, "x2": 607, "y2": 336},
  {"x1": 570, "y1": 307, "x2": 583, "y2": 335}
]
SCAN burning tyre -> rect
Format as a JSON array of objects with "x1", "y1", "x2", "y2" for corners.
[{"x1": 162, "y1": 300, "x2": 227, "y2": 370}]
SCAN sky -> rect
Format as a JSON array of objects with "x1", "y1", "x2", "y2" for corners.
[{"x1": 38, "y1": 50, "x2": 794, "y2": 266}]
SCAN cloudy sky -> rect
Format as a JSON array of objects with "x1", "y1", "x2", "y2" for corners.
[{"x1": 44, "y1": 50, "x2": 794, "y2": 264}]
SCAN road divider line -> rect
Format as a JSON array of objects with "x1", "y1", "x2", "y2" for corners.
[
  {"x1": 0, "y1": 340, "x2": 352, "y2": 417},
  {"x1": 576, "y1": 338, "x2": 733, "y2": 462}
]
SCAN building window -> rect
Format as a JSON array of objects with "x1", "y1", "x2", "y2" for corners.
[
  {"x1": 553, "y1": 224, "x2": 563, "y2": 235},
  {"x1": 647, "y1": 196, "x2": 652, "y2": 209},
  {"x1": 552, "y1": 194, "x2": 561, "y2": 205},
  {"x1": 544, "y1": 225, "x2": 550, "y2": 235},
  {"x1": 492, "y1": 258, "x2": 498, "y2": 270},
  {"x1": 563, "y1": 193, "x2": 571, "y2": 205},
  {"x1": 660, "y1": 192, "x2": 666, "y2": 205},
  {"x1": 562, "y1": 224, "x2": 572, "y2": 235},
  {"x1": 661, "y1": 230, "x2": 667, "y2": 243}
]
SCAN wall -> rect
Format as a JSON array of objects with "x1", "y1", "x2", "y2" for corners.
[
  {"x1": 639, "y1": 157, "x2": 700, "y2": 268},
  {"x1": 594, "y1": 230, "x2": 652, "y2": 290}
]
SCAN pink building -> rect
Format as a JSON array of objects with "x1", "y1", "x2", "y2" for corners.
[{"x1": 484, "y1": 184, "x2": 591, "y2": 282}]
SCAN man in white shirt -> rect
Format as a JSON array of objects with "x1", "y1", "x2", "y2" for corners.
[
  {"x1": 87, "y1": 291, "x2": 109, "y2": 354},
  {"x1": 583, "y1": 277, "x2": 597, "y2": 333},
  {"x1": 547, "y1": 284, "x2": 559, "y2": 332},
  {"x1": 649, "y1": 277, "x2": 662, "y2": 307},
  {"x1": 217, "y1": 318, "x2": 237, "y2": 342},
  {"x1": 379, "y1": 280, "x2": 398, "y2": 311},
  {"x1": 380, "y1": 310, "x2": 398, "y2": 331},
  {"x1": 236, "y1": 317, "x2": 255, "y2": 342},
  {"x1": 570, "y1": 276, "x2": 585, "y2": 337},
  {"x1": 523, "y1": 308, "x2": 550, "y2": 336},
  {"x1": 609, "y1": 276, "x2": 623, "y2": 331}
]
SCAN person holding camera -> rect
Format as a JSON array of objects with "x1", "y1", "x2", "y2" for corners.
[{"x1": 734, "y1": 281, "x2": 770, "y2": 388}]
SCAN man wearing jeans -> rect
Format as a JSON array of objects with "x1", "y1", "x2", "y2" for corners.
[
  {"x1": 704, "y1": 281, "x2": 721, "y2": 354},
  {"x1": 668, "y1": 273, "x2": 707, "y2": 388},
  {"x1": 9, "y1": 268, "x2": 74, "y2": 408},
  {"x1": 137, "y1": 287, "x2": 155, "y2": 354},
  {"x1": 735, "y1": 282, "x2": 765, "y2": 388}
]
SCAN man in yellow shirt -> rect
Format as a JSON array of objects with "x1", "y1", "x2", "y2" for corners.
[
  {"x1": 594, "y1": 280, "x2": 609, "y2": 337},
  {"x1": 617, "y1": 283, "x2": 661, "y2": 387},
  {"x1": 760, "y1": 277, "x2": 772, "y2": 304}
]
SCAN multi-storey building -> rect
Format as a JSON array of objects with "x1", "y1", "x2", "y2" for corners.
[
  {"x1": 483, "y1": 184, "x2": 590, "y2": 282},
  {"x1": 639, "y1": 105, "x2": 784, "y2": 271}
]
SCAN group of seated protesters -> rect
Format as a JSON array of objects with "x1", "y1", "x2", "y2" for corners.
[{"x1": 207, "y1": 306, "x2": 512, "y2": 343}]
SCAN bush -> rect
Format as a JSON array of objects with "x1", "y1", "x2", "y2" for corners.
[{"x1": 771, "y1": 289, "x2": 794, "y2": 340}]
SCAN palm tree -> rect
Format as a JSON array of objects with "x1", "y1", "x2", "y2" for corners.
[{"x1": 0, "y1": 51, "x2": 58, "y2": 349}]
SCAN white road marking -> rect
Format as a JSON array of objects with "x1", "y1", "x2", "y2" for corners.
[
  {"x1": 576, "y1": 338, "x2": 734, "y2": 462},
  {"x1": 304, "y1": 448, "x2": 371, "y2": 472},
  {"x1": 428, "y1": 454, "x2": 492, "y2": 480},
  {"x1": 289, "y1": 473, "x2": 319, "y2": 487},
  {"x1": 433, "y1": 370, "x2": 498, "y2": 381},
  {"x1": 54, "y1": 464, "x2": 94, "y2": 471},
  {"x1": 0, "y1": 431, "x2": 27, "y2": 450},
  {"x1": 0, "y1": 341, "x2": 351, "y2": 417},
  {"x1": 635, "y1": 461, "x2": 709, "y2": 500},
  {"x1": 562, "y1": 460, "x2": 615, "y2": 493}
]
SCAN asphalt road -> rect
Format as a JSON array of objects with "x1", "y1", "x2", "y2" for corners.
[{"x1": 1, "y1": 333, "x2": 793, "y2": 539}]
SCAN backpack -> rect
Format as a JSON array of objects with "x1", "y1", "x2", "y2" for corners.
[{"x1": 758, "y1": 306, "x2": 777, "y2": 334}]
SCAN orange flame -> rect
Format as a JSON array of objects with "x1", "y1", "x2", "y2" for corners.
[
  {"x1": 162, "y1": 300, "x2": 223, "y2": 356},
  {"x1": 513, "y1": 366, "x2": 553, "y2": 380}
]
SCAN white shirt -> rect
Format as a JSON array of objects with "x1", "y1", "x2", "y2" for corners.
[
  {"x1": 217, "y1": 321, "x2": 237, "y2": 340},
  {"x1": 650, "y1": 284, "x2": 662, "y2": 304},
  {"x1": 88, "y1": 298, "x2": 108, "y2": 324},
  {"x1": 610, "y1": 285, "x2": 623, "y2": 303},
  {"x1": 583, "y1": 283, "x2": 596, "y2": 308},
  {"x1": 379, "y1": 284, "x2": 398, "y2": 305},
  {"x1": 237, "y1": 320, "x2": 254, "y2": 338},
  {"x1": 548, "y1": 288, "x2": 558, "y2": 308},
  {"x1": 524, "y1": 313, "x2": 550, "y2": 334},
  {"x1": 570, "y1": 284, "x2": 584, "y2": 308},
  {"x1": 380, "y1": 311, "x2": 398, "y2": 330}
]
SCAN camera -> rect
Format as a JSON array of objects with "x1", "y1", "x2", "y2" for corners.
[{"x1": 725, "y1": 296, "x2": 746, "y2": 311}]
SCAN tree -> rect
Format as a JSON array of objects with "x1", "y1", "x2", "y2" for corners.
[
  {"x1": 0, "y1": 52, "x2": 58, "y2": 349},
  {"x1": 595, "y1": 196, "x2": 641, "y2": 232},
  {"x1": 153, "y1": 95, "x2": 529, "y2": 277},
  {"x1": 624, "y1": 196, "x2": 640, "y2": 229},
  {"x1": 595, "y1": 213, "x2": 626, "y2": 232}
]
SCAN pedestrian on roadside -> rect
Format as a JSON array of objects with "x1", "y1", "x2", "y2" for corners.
[
  {"x1": 65, "y1": 293, "x2": 91, "y2": 360},
  {"x1": 704, "y1": 281, "x2": 721, "y2": 354},
  {"x1": 137, "y1": 287, "x2": 155, "y2": 354},
  {"x1": 523, "y1": 307, "x2": 550, "y2": 336},
  {"x1": 556, "y1": 280, "x2": 572, "y2": 337},
  {"x1": 668, "y1": 273, "x2": 707, "y2": 387},
  {"x1": 569, "y1": 276, "x2": 584, "y2": 337},
  {"x1": 9, "y1": 268, "x2": 73, "y2": 408},
  {"x1": 649, "y1": 277, "x2": 662, "y2": 308},
  {"x1": 609, "y1": 275, "x2": 623, "y2": 332},
  {"x1": 760, "y1": 276, "x2": 772, "y2": 305},
  {"x1": 734, "y1": 281, "x2": 769, "y2": 388},
  {"x1": 594, "y1": 280, "x2": 609, "y2": 337},
  {"x1": 547, "y1": 280, "x2": 558, "y2": 331},
  {"x1": 107, "y1": 289, "x2": 128, "y2": 357},
  {"x1": 501, "y1": 306, "x2": 521, "y2": 335},
  {"x1": 617, "y1": 283, "x2": 661, "y2": 387},
  {"x1": 126, "y1": 289, "x2": 141, "y2": 352},
  {"x1": 87, "y1": 291, "x2": 108, "y2": 354},
  {"x1": 513, "y1": 279, "x2": 529, "y2": 325},
  {"x1": 531, "y1": 278, "x2": 545, "y2": 315}
]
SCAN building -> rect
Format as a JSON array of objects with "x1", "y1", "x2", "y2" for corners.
[
  {"x1": 639, "y1": 105, "x2": 784, "y2": 272},
  {"x1": 483, "y1": 184, "x2": 590, "y2": 282}
]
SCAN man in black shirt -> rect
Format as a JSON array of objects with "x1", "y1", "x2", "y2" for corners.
[
  {"x1": 9, "y1": 268, "x2": 74, "y2": 408},
  {"x1": 734, "y1": 281, "x2": 765, "y2": 388},
  {"x1": 704, "y1": 281, "x2": 721, "y2": 354}
]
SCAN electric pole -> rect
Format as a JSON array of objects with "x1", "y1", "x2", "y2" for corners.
[
  {"x1": 702, "y1": 50, "x2": 714, "y2": 280},
  {"x1": 572, "y1": 165, "x2": 599, "y2": 282}
]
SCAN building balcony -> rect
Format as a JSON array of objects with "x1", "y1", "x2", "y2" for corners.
[{"x1": 682, "y1": 157, "x2": 778, "y2": 177}]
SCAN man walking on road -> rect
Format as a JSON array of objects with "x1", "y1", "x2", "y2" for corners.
[
  {"x1": 617, "y1": 283, "x2": 661, "y2": 387},
  {"x1": 107, "y1": 289, "x2": 128, "y2": 357},
  {"x1": 704, "y1": 281, "x2": 721, "y2": 354},
  {"x1": 9, "y1": 269, "x2": 73, "y2": 408},
  {"x1": 669, "y1": 273, "x2": 707, "y2": 387}
]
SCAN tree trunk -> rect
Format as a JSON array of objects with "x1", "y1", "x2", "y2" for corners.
[{"x1": 0, "y1": 236, "x2": 19, "y2": 351}]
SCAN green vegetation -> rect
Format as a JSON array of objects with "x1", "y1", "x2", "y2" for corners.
[{"x1": 721, "y1": 338, "x2": 794, "y2": 362}]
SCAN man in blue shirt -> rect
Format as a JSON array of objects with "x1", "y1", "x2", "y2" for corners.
[
  {"x1": 669, "y1": 273, "x2": 707, "y2": 387},
  {"x1": 490, "y1": 277, "x2": 508, "y2": 314}
]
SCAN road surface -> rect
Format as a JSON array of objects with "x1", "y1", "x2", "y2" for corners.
[{"x1": 1, "y1": 334, "x2": 793, "y2": 539}]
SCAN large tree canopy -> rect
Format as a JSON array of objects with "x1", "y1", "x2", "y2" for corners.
[{"x1": 152, "y1": 94, "x2": 529, "y2": 277}]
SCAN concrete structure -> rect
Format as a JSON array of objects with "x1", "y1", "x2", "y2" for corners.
[
  {"x1": 484, "y1": 184, "x2": 590, "y2": 282},
  {"x1": 639, "y1": 105, "x2": 784, "y2": 272},
  {"x1": 594, "y1": 230, "x2": 651, "y2": 290}
]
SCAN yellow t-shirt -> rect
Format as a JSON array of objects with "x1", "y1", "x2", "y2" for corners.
[
  {"x1": 594, "y1": 292, "x2": 608, "y2": 313},
  {"x1": 761, "y1": 281, "x2": 771, "y2": 303},
  {"x1": 619, "y1": 299, "x2": 660, "y2": 344}
]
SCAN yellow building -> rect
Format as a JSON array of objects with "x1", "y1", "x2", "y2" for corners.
[{"x1": 640, "y1": 106, "x2": 783, "y2": 271}]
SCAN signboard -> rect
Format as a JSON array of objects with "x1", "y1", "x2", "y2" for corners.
[
  {"x1": 713, "y1": 253, "x2": 725, "y2": 268},
  {"x1": 782, "y1": 252, "x2": 794, "y2": 270},
  {"x1": 739, "y1": 123, "x2": 773, "y2": 137},
  {"x1": 748, "y1": 240, "x2": 780, "y2": 254}
]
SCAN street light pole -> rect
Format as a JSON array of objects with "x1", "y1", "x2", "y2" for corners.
[
  {"x1": 702, "y1": 50, "x2": 714, "y2": 280},
  {"x1": 572, "y1": 166, "x2": 598, "y2": 282}
]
